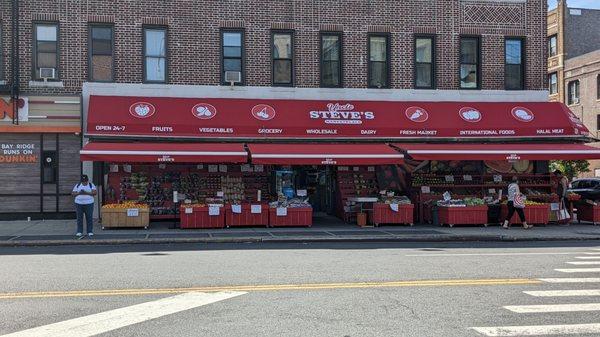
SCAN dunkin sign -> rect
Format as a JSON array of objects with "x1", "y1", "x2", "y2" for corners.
[
  {"x1": 129, "y1": 102, "x2": 156, "y2": 119},
  {"x1": 309, "y1": 103, "x2": 375, "y2": 125}
]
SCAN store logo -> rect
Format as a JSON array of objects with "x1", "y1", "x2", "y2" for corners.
[
  {"x1": 158, "y1": 155, "x2": 175, "y2": 162},
  {"x1": 251, "y1": 104, "x2": 276, "y2": 121},
  {"x1": 129, "y1": 102, "x2": 156, "y2": 119},
  {"x1": 459, "y1": 107, "x2": 482, "y2": 123},
  {"x1": 405, "y1": 106, "x2": 429, "y2": 123},
  {"x1": 511, "y1": 107, "x2": 534, "y2": 122},
  {"x1": 506, "y1": 154, "x2": 521, "y2": 162},
  {"x1": 192, "y1": 103, "x2": 217, "y2": 120},
  {"x1": 309, "y1": 103, "x2": 375, "y2": 125},
  {"x1": 321, "y1": 158, "x2": 337, "y2": 165}
]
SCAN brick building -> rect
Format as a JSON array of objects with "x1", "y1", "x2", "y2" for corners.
[{"x1": 2, "y1": 0, "x2": 589, "y2": 220}]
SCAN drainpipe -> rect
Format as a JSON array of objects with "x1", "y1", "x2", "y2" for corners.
[{"x1": 10, "y1": 0, "x2": 19, "y2": 125}]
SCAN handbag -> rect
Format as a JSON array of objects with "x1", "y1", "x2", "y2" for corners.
[
  {"x1": 514, "y1": 193, "x2": 526, "y2": 209},
  {"x1": 557, "y1": 200, "x2": 571, "y2": 221}
]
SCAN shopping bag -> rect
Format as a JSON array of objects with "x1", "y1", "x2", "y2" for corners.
[
  {"x1": 557, "y1": 201, "x2": 571, "y2": 221},
  {"x1": 514, "y1": 193, "x2": 526, "y2": 209}
]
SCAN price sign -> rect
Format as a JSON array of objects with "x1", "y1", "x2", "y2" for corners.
[
  {"x1": 254, "y1": 165, "x2": 264, "y2": 172},
  {"x1": 123, "y1": 164, "x2": 132, "y2": 173},
  {"x1": 444, "y1": 175, "x2": 455, "y2": 183},
  {"x1": 208, "y1": 165, "x2": 218, "y2": 172},
  {"x1": 251, "y1": 204, "x2": 262, "y2": 214},
  {"x1": 126, "y1": 208, "x2": 139, "y2": 217},
  {"x1": 276, "y1": 207, "x2": 288, "y2": 216},
  {"x1": 208, "y1": 206, "x2": 220, "y2": 216},
  {"x1": 196, "y1": 164, "x2": 204, "y2": 170},
  {"x1": 216, "y1": 191, "x2": 224, "y2": 197},
  {"x1": 488, "y1": 188, "x2": 496, "y2": 194},
  {"x1": 184, "y1": 207, "x2": 193, "y2": 214},
  {"x1": 368, "y1": 166, "x2": 375, "y2": 172},
  {"x1": 463, "y1": 175, "x2": 472, "y2": 181},
  {"x1": 338, "y1": 166, "x2": 349, "y2": 171},
  {"x1": 158, "y1": 164, "x2": 166, "y2": 169},
  {"x1": 493, "y1": 175, "x2": 503, "y2": 183},
  {"x1": 353, "y1": 167, "x2": 360, "y2": 172},
  {"x1": 421, "y1": 186, "x2": 431, "y2": 194},
  {"x1": 443, "y1": 191, "x2": 451, "y2": 201},
  {"x1": 297, "y1": 189, "x2": 307, "y2": 197},
  {"x1": 219, "y1": 165, "x2": 228, "y2": 173},
  {"x1": 173, "y1": 191, "x2": 179, "y2": 203}
]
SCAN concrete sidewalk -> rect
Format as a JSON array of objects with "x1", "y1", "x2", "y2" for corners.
[{"x1": 1, "y1": 218, "x2": 600, "y2": 246}]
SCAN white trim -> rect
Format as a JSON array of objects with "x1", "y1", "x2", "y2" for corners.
[
  {"x1": 408, "y1": 149, "x2": 600, "y2": 155},
  {"x1": 29, "y1": 80, "x2": 64, "y2": 88},
  {"x1": 251, "y1": 154, "x2": 404, "y2": 159},
  {"x1": 80, "y1": 150, "x2": 248, "y2": 156}
]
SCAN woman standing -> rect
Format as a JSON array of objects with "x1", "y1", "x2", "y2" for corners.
[
  {"x1": 503, "y1": 176, "x2": 531, "y2": 229},
  {"x1": 72, "y1": 175, "x2": 97, "y2": 237}
]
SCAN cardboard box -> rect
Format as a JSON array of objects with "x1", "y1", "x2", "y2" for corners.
[{"x1": 101, "y1": 207, "x2": 150, "y2": 228}]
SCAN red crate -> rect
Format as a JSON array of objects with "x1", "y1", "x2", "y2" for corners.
[
  {"x1": 179, "y1": 206, "x2": 225, "y2": 229},
  {"x1": 500, "y1": 204, "x2": 550, "y2": 225},
  {"x1": 268, "y1": 207, "x2": 313, "y2": 227},
  {"x1": 372, "y1": 203, "x2": 414, "y2": 226},
  {"x1": 576, "y1": 203, "x2": 600, "y2": 225},
  {"x1": 225, "y1": 203, "x2": 269, "y2": 227},
  {"x1": 438, "y1": 205, "x2": 488, "y2": 227}
]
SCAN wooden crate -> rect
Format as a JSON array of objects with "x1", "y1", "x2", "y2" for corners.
[
  {"x1": 438, "y1": 205, "x2": 488, "y2": 227},
  {"x1": 372, "y1": 203, "x2": 414, "y2": 226},
  {"x1": 269, "y1": 207, "x2": 313, "y2": 227},
  {"x1": 101, "y1": 207, "x2": 150, "y2": 229},
  {"x1": 500, "y1": 204, "x2": 550, "y2": 225}
]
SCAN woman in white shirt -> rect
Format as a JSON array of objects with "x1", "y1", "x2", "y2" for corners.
[
  {"x1": 71, "y1": 175, "x2": 97, "y2": 237},
  {"x1": 503, "y1": 176, "x2": 531, "y2": 229}
]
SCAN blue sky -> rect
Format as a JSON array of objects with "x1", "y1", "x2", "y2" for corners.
[{"x1": 548, "y1": 0, "x2": 600, "y2": 9}]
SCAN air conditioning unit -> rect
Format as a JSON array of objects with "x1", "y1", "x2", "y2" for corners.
[
  {"x1": 225, "y1": 71, "x2": 241, "y2": 85},
  {"x1": 39, "y1": 68, "x2": 56, "y2": 81}
]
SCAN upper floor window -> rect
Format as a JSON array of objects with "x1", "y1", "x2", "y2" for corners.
[
  {"x1": 221, "y1": 30, "x2": 244, "y2": 85},
  {"x1": 272, "y1": 31, "x2": 294, "y2": 86},
  {"x1": 459, "y1": 36, "x2": 480, "y2": 89},
  {"x1": 414, "y1": 36, "x2": 434, "y2": 89},
  {"x1": 548, "y1": 35, "x2": 557, "y2": 57},
  {"x1": 596, "y1": 114, "x2": 600, "y2": 131},
  {"x1": 143, "y1": 27, "x2": 167, "y2": 83},
  {"x1": 33, "y1": 23, "x2": 59, "y2": 80},
  {"x1": 320, "y1": 32, "x2": 342, "y2": 88},
  {"x1": 505, "y1": 37, "x2": 525, "y2": 90},
  {"x1": 89, "y1": 25, "x2": 114, "y2": 82},
  {"x1": 567, "y1": 80, "x2": 580, "y2": 105},
  {"x1": 0, "y1": 24, "x2": 3, "y2": 80},
  {"x1": 368, "y1": 34, "x2": 389, "y2": 88},
  {"x1": 597, "y1": 74, "x2": 600, "y2": 100},
  {"x1": 549, "y1": 72, "x2": 558, "y2": 94}
]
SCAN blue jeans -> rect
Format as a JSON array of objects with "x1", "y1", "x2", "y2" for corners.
[{"x1": 76, "y1": 203, "x2": 94, "y2": 234}]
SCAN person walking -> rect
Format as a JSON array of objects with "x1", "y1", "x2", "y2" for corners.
[
  {"x1": 554, "y1": 170, "x2": 570, "y2": 223},
  {"x1": 72, "y1": 175, "x2": 97, "y2": 237},
  {"x1": 502, "y1": 176, "x2": 531, "y2": 229}
]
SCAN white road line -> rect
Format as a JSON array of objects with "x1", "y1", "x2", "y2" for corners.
[
  {"x1": 0, "y1": 291, "x2": 246, "y2": 337},
  {"x1": 405, "y1": 252, "x2": 582, "y2": 257},
  {"x1": 555, "y1": 268, "x2": 600, "y2": 273},
  {"x1": 524, "y1": 289, "x2": 600, "y2": 297},
  {"x1": 583, "y1": 252, "x2": 600, "y2": 255},
  {"x1": 504, "y1": 303, "x2": 600, "y2": 313},
  {"x1": 472, "y1": 323, "x2": 600, "y2": 336},
  {"x1": 567, "y1": 261, "x2": 600, "y2": 265},
  {"x1": 575, "y1": 256, "x2": 600, "y2": 260},
  {"x1": 540, "y1": 278, "x2": 600, "y2": 283}
]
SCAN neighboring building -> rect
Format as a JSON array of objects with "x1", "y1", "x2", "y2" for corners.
[{"x1": 547, "y1": 0, "x2": 600, "y2": 176}]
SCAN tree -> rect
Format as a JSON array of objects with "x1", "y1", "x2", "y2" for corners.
[{"x1": 550, "y1": 160, "x2": 590, "y2": 180}]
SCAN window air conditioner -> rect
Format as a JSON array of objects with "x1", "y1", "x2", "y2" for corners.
[
  {"x1": 225, "y1": 71, "x2": 241, "y2": 85},
  {"x1": 39, "y1": 68, "x2": 56, "y2": 80}
]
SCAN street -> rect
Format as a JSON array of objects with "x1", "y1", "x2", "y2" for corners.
[{"x1": 0, "y1": 242, "x2": 600, "y2": 336}]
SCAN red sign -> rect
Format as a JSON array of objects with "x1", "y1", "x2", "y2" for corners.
[{"x1": 87, "y1": 96, "x2": 590, "y2": 140}]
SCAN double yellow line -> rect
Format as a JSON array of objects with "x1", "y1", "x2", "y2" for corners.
[{"x1": 0, "y1": 278, "x2": 541, "y2": 300}]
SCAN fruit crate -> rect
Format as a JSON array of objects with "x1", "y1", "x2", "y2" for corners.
[
  {"x1": 500, "y1": 204, "x2": 550, "y2": 225},
  {"x1": 225, "y1": 203, "x2": 269, "y2": 227},
  {"x1": 576, "y1": 203, "x2": 600, "y2": 225},
  {"x1": 180, "y1": 206, "x2": 225, "y2": 229},
  {"x1": 268, "y1": 207, "x2": 313, "y2": 227},
  {"x1": 372, "y1": 203, "x2": 414, "y2": 226},
  {"x1": 438, "y1": 205, "x2": 488, "y2": 227},
  {"x1": 101, "y1": 207, "x2": 150, "y2": 229}
]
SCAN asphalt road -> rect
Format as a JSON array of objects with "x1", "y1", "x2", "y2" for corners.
[{"x1": 1, "y1": 241, "x2": 600, "y2": 337}]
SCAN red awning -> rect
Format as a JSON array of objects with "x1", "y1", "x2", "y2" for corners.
[
  {"x1": 247, "y1": 143, "x2": 404, "y2": 165},
  {"x1": 86, "y1": 95, "x2": 589, "y2": 140},
  {"x1": 80, "y1": 142, "x2": 248, "y2": 163},
  {"x1": 393, "y1": 143, "x2": 600, "y2": 161}
]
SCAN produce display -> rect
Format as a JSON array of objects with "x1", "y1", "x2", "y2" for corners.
[
  {"x1": 484, "y1": 160, "x2": 534, "y2": 174},
  {"x1": 336, "y1": 167, "x2": 379, "y2": 221},
  {"x1": 437, "y1": 199, "x2": 467, "y2": 207},
  {"x1": 102, "y1": 201, "x2": 149, "y2": 209},
  {"x1": 269, "y1": 197, "x2": 312, "y2": 209},
  {"x1": 463, "y1": 197, "x2": 485, "y2": 206},
  {"x1": 379, "y1": 195, "x2": 412, "y2": 205}
]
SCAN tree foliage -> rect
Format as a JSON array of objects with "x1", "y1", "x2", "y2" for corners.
[{"x1": 550, "y1": 160, "x2": 590, "y2": 180}]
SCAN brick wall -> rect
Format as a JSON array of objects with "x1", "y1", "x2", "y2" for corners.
[{"x1": 1, "y1": 0, "x2": 548, "y2": 96}]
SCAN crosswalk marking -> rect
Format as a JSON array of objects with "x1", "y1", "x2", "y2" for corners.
[
  {"x1": 583, "y1": 252, "x2": 600, "y2": 255},
  {"x1": 555, "y1": 268, "x2": 600, "y2": 273},
  {"x1": 524, "y1": 289, "x2": 600, "y2": 297},
  {"x1": 540, "y1": 277, "x2": 600, "y2": 283},
  {"x1": 575, "y1": 256, "x2": 600, "y2": 260},
  {"x1": 567, "y1": 261, "x2": 600, "y2": 265},
  {"x1": 504, "y1": 303, "x2": 600, "y2": 313},
  {"x1": 472, "y1": 323, "x2": 600, "y2": 336}
]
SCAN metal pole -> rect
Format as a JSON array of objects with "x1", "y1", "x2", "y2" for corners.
[{"x1": 10, "y1": 0, "x2": 20, "y2": 125}]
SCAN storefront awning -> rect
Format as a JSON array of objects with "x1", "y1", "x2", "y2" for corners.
[
  {"x1": 393, "y1": 143, "x2": 600, "y2": 161},
  {"x1": 247, "y1": 143, "x2": 404, "y2": 165},
  {"x1": 80, "y1": 142, "x2": 248, "y2": 163}
]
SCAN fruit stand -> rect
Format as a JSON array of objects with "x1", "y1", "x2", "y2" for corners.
[
  {"x1": 225, "y1": 203, "x2": 269, "y2": 227},
  {"x1": 101, "y1": 202, "x2": 150, "y2": 229},
  {"x1": 268, "y1": 207, "x2": 313, "y2": 227},
  {"x1": 576, "y1": 202, "x2": 600, "y2": 225},
  {"x1": 436, "y1": 198, "x2": 488, "y2": 227},
  {"x1": 180, "y1": 205, "x2": 225, "y2": 229},
  {"x1": 500, "y1": 202, "x2": 550, "y2": 225},
  {"x1": 372, "y1": 195, "x2": 414, "y2": 226}
]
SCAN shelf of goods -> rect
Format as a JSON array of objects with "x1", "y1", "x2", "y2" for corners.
[
  {"x1": 418, "y1": 194, "x2": 472, "y2": 224},
  {"x1": 372, "y1": 203, "x2": 414, "y2": 226},
  {"x1": 101, "y1": 205, "x2": 150, "y2": 229},
  {"x1": 180, "y1": 205, "x2": 225, "y2": 229},
  {"x1": 269, "y1": 207, "x2": 313, "y2": 227},
  {"x1": 576, "y1": 203, "x2": 600, "y2": 225},
  {"x1": 225, "y1": 203, "x2": 269, "y2": 227},
  {"x1": 336, "y1": 167, "x2": 378, "y2": 223},
  {"x1": 437, "y1": 205, "x2": 489, "y2": 227},
  {"x1": 500, "y1": 203, "x2": 550, "y2": 225}
]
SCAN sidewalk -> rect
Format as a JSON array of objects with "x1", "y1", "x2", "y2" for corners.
[{"x1": 1, "y1": 218, "x2": 600, "y2": 246}]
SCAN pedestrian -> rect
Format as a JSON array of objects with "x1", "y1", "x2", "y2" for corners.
[
  {"x1": 554, "y1": 169, "x2": 570, "y2": 222},
  {"x1": 72, "y1": 174, "x2": 97, "y2": 237},
  {"x1": 502, "y1": 176, "x2": 531, "y2": 229}
]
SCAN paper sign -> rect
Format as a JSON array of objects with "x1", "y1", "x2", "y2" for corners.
[
  {"x1": 444, "y1": 175, "x2": 454, "y2": 183},
  {"x1": 251, "y1": 204, "x2": 262, "y2": 214},
  {"x1": 173, "y1": 191, "x2": 179, "y2": 203},
  {"x1": 297, "y1": 189, "x2": 307, "y2": 197},
  {"x1": 488, "y1": 188, "x2": 496, "y2": 194},
  {"x1": 231, "y1": 204, "x2": 242, "y2": 214},
  {"x1": 219, "y1": 165, "x2": 228, "y2": 173},
  {"x1": 123, "y1": 164, "x2": 132, "y2": 173},
  {"x1": 109, "y1": 164, "x2": 119, "y2": 173},
  {"x1": 254, "y1": 165, "x2": 264, "y2": 172},
  {"x1": 493, "y1": 175, "x2": 502, "y2": 183},
  {"x1": 208, "y1": 206, "x2": 220, "y2": 216},
  {"x1": 241, "y1": 164, "x2": 251, "y2": 172},
  {"x1": 276, "y1": 207, "x2": 288, "y2": 216},
  {"x1": 368, "y1": 166, "x2": 375, "y2": 172},
  {"x1": 158, "y1": 163, "x2": 166, "y2": 169},
  {"x1": 390, "y1": 203, "x2": 399, "y2": 212},
  {"x1": 216, "y1": 191, "x2": 224, "y2": 197},
  {"x1": 550, "y1": 202, "x2": 560, "y2": 211},
  {"x1": 126, "y1": 208, "x2": 139, "y2": 217},
  {"x1": 421, "y1": 186, "x2": 431, "y2": 194},
  {"x1": 196, "y1": 164, "x2": 204, "y2": 170},
  {"x1": 185, "y1": 207, "x2": 193, "y2": 214},
  {"x1": 353, "y1": 167, "x2": 360, "y2": 172},
  {"x1": 338, "y1": 166, "x2": 349, "y2": 171},
  {"x1": 443, "y1": 191, "x2": 451, "y2": 201},
  {"x1": 208, "y1": 165, "x2": 218, "y2": 172},
  {"x1": 463, "y1": 175, "x2": 472, "y2": 181}
]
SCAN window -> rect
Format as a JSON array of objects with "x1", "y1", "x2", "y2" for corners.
[
  {"x1": 0, "y1": 24, "x2": 3, "y2": 80},
  {"x1": 89, "y1": 25, "x2": 114, "y2": 82},
  {"x1": 42, "y1": 151, "x2": 57, "y2": 184},
  {"x1": 221, "y1": 30, "x2": 244, "y2": 85},
  {"x1": 368, "y1": 34, "x2": 389, "y2": 88},
  {"x1": 272, "y1": 31, "x2": 293, "y2": 86},
  {"x1": 548, "y1": 35, "x2": 557, "y2": 57},
  {"x1": 567, "y1": 80, "x2": 580, "y2": 105},
  {"x1": 597, "y1": 74, "x2": 600, "y2": 99},
  {"x1": 33, "y1": 23, "x2": 59, "y2": 80},
  {"x1": 459, "y1": 36, "x2": 480, "y2": 89},
  {"x1": 414, "y1": 36, "x2": 434, "y2": 89},
  {"x1": 143, "y1": 27, "x2": 167, "y2": 83},
  {"x1": 505, "y1": 38, "x2": 525, "y2": 90},
  {"x1": 597, "y1": 114, "x2": 600, "y2": 131},
  {"x1": 549, "y1": 72, "x2": 558, "y2": 94},
  {"x1": 320, "y1": 32, "x2": 342, "y2": 88}
]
